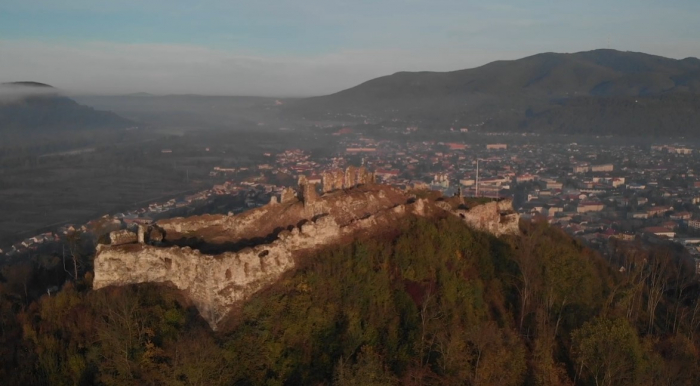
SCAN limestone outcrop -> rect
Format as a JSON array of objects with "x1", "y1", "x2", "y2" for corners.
[
  {"x1": 453, "y1": 199, "x2": 520, "y2": 236},
  {"x1": 94, "y1": 183, "x2": 519, "y2": 329}
]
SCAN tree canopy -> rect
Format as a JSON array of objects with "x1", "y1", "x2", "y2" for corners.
[{"x1": 1, "y1": 216, "x2": 698, "y2": 385}]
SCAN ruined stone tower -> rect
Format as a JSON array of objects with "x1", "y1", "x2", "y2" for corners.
[
  {"x1": 357, "y1": 166, "x2": 374, "y2": 186},
  {"x1": 321, "y1": 166, "x2": 376, "y2": 193},
  {"x1": 344, "y1": 166, "x2": 357, "y2": 189},
  {"x1": 280, "y1": 187, "x2": 297, "y2": 204},
  {"x1": 321, "y1": 171, "x2": 335, "y2": 194},
  {"x1": 322, "y1": 169, "x2": 344, "y2": 193},
  {"x1": 298, "y1": 175, "x2": 318, "y2": 205}
]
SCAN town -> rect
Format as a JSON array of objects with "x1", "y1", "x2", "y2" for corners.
[{"x1": 4, "y1": 129, "x2": 700, "y2": 275}]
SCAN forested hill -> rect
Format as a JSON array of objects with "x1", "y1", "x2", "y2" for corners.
[
  {"x1": 1, "y1": 216, "x2": 699, "y2": 385},
  {"x1": 285, "y1": 49, "x2": 700, "y2": 136},
  {"x1": 0, "y1": 82, "x2": 132, "y2": 131}
]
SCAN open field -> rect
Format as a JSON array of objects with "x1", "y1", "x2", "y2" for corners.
[
  {"x1": 0, "y1": 125, "x2": 339, "y2": 249},
  {"x1": 0, "y1": 156, "x2": 204, "y2": 246}
]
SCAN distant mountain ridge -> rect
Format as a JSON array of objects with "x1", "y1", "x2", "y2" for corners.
[
  {"x1": 286, "y1": 49, "x2": 700, "y2": 136},
  {"x1": 0, "y1": 82, "x2": 132, "y2": 131},
  {"x1": 1, "y1": 81, "x2": 55, "y2": 89}
]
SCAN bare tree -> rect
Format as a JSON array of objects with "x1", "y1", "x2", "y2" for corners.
[
  {"x1": 419, "y1": 287, "x2": 442, "y2": 369},
  {"x1": 512, "y1": 221, "x2": 544, "y2": 335},
  {"x1": 66, "y1": 231, "x2": 83, "y2": 281},
  {"x1": 689, "y1": 297, "x2": 700, "y2": 342},
  {"x1": 669, "y1": 258, "x2": 695, "y2": 333},
  {"x1": 646, "y1": 251, "x2": 671, "y2": 334}
]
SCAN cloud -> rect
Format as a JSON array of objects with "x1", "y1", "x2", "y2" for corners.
[{"x1": 0, "y1": 82, "x2": 60, "y2": 104}]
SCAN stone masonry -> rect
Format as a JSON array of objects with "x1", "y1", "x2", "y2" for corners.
[{"x1": 96, "y1": 184, "x2": 520, "y2": 330}]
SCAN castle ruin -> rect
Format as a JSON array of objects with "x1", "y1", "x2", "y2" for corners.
[
  {"x1": 321, "y1": 166, "x2": 375, "y2": 194},
  {"x1": 95, "y1": 171, "x2": 518, "y2": 330}
]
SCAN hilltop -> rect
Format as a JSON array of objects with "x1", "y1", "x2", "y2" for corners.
[
  {"x1": 93, "y1": 172, "x2": 519, "y2": 329},
  {"x1": 286, "y1": 49, "x2": 700, "y2": 136},
  {"x1": 0, "y1": 82, "x2": 132, "y2": 131},
  {"x1": 3, "y1": 193, "x2": 699, "y2": 385},
  {"x1": 1, "y1": 81, "x2": 55, "y2": 88}
]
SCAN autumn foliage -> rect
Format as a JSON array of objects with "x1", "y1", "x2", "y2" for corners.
[{"x1": 1, "y1": 217, "x2": 699, "y2": 385}]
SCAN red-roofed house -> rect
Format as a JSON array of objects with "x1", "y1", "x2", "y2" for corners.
[{"x1": 643, "y1": 227, "x2": 675, "y2": 238}]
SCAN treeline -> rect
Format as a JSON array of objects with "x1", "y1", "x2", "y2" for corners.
[
  {"x1": 290, "y1": 92, "x2": 700, "y2": 138},
  {"x1": 513, "y1": 94, "x2": 700, "y2": 137},
  {"x1": 1, "y1": 217, "x2": 699, "y2": 385}
]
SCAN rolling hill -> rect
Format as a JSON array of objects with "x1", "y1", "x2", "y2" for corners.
[
  {"x1": 0, "y1": 82, "x2": 132, "y2": 131},
  {"x1": 286, "y1": 49, "x2": 700, "y2": 136},
  {"x1": 2, "y1": 215, "x2": 699, "y2": 385}
]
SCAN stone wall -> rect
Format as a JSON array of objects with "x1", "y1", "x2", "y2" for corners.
[
  {"x1": 159, "y1": 214, "x2": 227, "y2": 235},
  {"x1": 298, "y1": 175, "x2": 318, "y2": 205},
  {"x1": 109, "y1": 230, "x2": 137, "y2": 246},
  {"x1": 322, "y1": 169, "x2": 345, "y2": 193},
  {"x1": 280, "y1": 187, "x2": 296, "y2": 204},
  {"x1": 344, "y1": 166, "x2": 357, "y2": 189},
  {"x1": 321, "y1": 166, "x2": 374, "y2": 193},
  {"x1": 453, "y1": 198, "x2": 520, "y2": 236},
  {"x1": 137, "y1": 225, "x2": 148, "y2": 244},
  {"x1": 94, "y1": 185, "x2": 519, "y2": 330},
  {"x1": 357, "y1": 166, "x2": 375, "y2": 185},
  {"x1": 95, "y1": 215, "x2": 342, "y2": 329}
]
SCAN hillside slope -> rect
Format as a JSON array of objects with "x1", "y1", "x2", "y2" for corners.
[
  {"x1": 286, "y1": 49, "x2": 700, "y2": 136},
  {"x1": 2, "y1": 217, "x2": 699, "y2": 385},
  {"x1": 0, "y1": 82, "x2": 132, "y2": 131}
]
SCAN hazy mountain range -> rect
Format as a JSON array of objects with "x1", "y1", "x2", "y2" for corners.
[
  {"x1": 4, "y1": 49, "x2": 700, "y2": 136},
  {"x1": 0, "y1": 82, "x2": 132, "y2": 131},
  {"x1": 71, "y1": 94, "x2": 279, "y2": 131},
  {"x1": 286, "y1": 49, "x2": 700, "y2": 136}
]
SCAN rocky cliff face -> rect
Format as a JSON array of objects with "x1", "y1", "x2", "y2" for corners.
[
  {"x1": 93, "y1": 183, "x2": 519, "y2": 329},
  {"x1": 452, "y1": 199, "x2": 520, "y2": 236}
]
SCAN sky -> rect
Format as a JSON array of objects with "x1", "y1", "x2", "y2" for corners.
[{"x1": 1, "y1": 0, "x2": 699, "y2": 96}]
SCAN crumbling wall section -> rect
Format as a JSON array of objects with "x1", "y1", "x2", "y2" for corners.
[
  {"x1": 344, "y1": 166, "x2": 357, "y2": 189},
  {"x1": 452, "y1": 199, "x2": 520, "y2": 236},
  {"x1": 94, "y1": 215, "x2": 342, "y2": 329},
  {"x1": 280, "y1": 187, "x2": 297, "y2": 204},
  {"x1": 159, "y1": 214, "x2": 227, "y2": 235},
  {"x1": 109, "y1": 230, "x2": 138, "y2": 246},
  {"x1": 357, "y1": 166, "x2": 374, "y2": 185},
  {"x1": 94, "y1": 185, "x2": 519, "y2": 330},
  {"x1": 298, "y1": 175, "x2": 318, "y2": 205},
  {"x1": 322, "y1": 169, "x2": 345, "y2": 193}
]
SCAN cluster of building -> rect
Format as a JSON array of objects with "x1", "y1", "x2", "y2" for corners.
[
  {"x1": 1, "y1": 232, "x2": 60, "y2": 257},
  {"x1": 262, "y1": 134, "x2": 700, "y2": 272},
  {"x1": 0, "y1": 181, "x2": 271, "y2": 258},
  {"x1": 6, "y1": 131, "x2": 700, "y2": 275}
]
